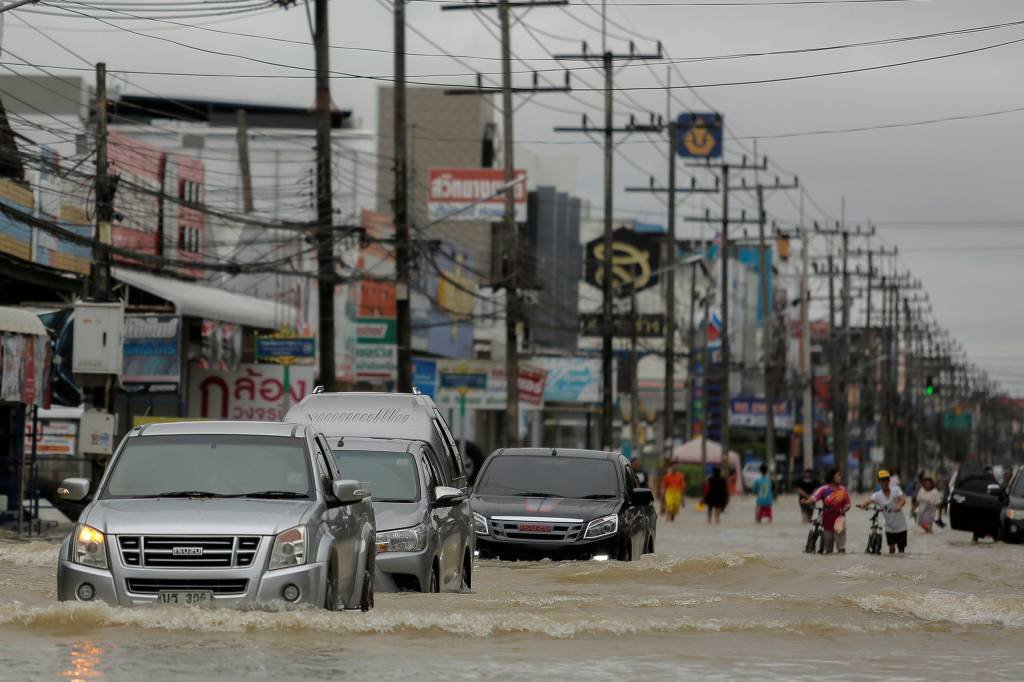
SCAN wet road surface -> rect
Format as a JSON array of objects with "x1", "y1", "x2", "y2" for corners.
[{"x1": 2, "y1": 494, "x2": 1022, "y2": 681}]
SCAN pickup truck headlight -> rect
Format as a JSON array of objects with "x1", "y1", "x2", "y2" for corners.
[
  {"x1": 473, "y1": 512, "x2": 488, "y2": 536},
  {"x1": 376, "y1": 524, "x2": 427, "y2": 553},
  {"x1": 269, "y1": 526, "x2": 307, "y2": 570},
  {"x1": 1007, "y1": 509, "x2": 1024, "y2": 520},
  {"x1": 74, "y1": 525, "x2": 108, "y2": 569},
  {"x1": 583, "y1": 514, "x2": 619, "y2": 540}
]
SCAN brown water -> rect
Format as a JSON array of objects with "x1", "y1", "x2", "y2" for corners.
[{"x1": 2, "y1": 494, "x2": 1023, "y2": 681}]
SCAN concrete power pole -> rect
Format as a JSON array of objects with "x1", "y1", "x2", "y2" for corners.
[
  {"x1": 92, "y1": 62, "x2": 112, "y2": 301},
  {"x1": 235, "y1": 109, "x2": 254, "y2": 213},
  {"x1": 313, "y1": 0, "x2": 336, "y2": 391},
  {"x1": 394, "y1": 0, "x2": 412, "y2": 393},
  {"x1": 800, "y1": 194, "x2": 813, "y2": 474}
]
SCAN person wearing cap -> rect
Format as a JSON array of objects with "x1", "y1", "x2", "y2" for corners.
[{"x1": 857, "y1": 470, "x2": 908, "y2": 553}]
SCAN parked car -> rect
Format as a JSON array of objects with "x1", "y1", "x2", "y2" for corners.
[
  {"x1": 332, "y1": 436, "x2": 473, "y2": 592},
  {"x1": 471, "y1": 448, "x2": 656, "y2": 561},
  {"x1": 284, "y1": 390, "x2": 468, "y2": 490},
  {"x1": 948, "y1": 464, "x2": 1002, "y2": 541},
  {"x1": 998, "y1": 466, "x2": 1024, "y2": 543},
  {"x1": 741, "y1": 461, "x2": 764, "y2": 492},
  {"x1": 56, "y1": 421, "x2": 376, "y2": 610}
]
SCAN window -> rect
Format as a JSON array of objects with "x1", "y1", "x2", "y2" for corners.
[
  {"x1": 421, "y1": 446, "x2": 445, "y2": 488},
  {"x1": 331, "y1": 449, "x2": 420, "y2": 503},
  {"x1": 431, "y1": 408, "x2": 465, "y2": 479},
  {"x1": 474, "y1": 456, "x2": 620, "y2": 500},
  {"x1": 313, "y1": 440, "x2": 333, "y2": 489}
]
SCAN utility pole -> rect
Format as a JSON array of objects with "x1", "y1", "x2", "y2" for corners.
[
  {"x1": 626, "y1": 152, "x2": 718, "y2": 461},
  {"x1": 553, "y1": 41, "x2": 662, "y2": 450},
  {"x1": 684, "y1": 156, "x2": 765, "y2": 478},
  {"x1": 235, "y1": 109, "x2": 254, "y2": 213},
  {"x1": 629, "y1": 283, "x2": 641, "y2": 454},
  {"x1": 800, "y1": 194, "x2": 813, "y2": 475},
  {"x1": 92, "y1": 62, "x2": 111, "y2": 301},
  {"x1": 394, "y1": 0, "x2": 412, "y2": 393},
  {"x1": 444, "y1": 0, "x2": 570, "y2": 444},
  {"x1": 313, "y1": 0, "x2": 336, "y2": 391}
]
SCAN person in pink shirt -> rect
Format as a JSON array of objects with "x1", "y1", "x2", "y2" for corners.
[{"x1": 800, "y1": 468, "x2": 852, "y2": 554}]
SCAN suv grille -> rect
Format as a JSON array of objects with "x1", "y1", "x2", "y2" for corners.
[
  {"x1": 117, "y1": 536, "x2": 261, "y2": 568},
  {"x1": 490, "y1": 520, "x2": 584, "y2": 542},
  {"x1": 126, "y1": 578, "x2": 248, "y2": 595}
]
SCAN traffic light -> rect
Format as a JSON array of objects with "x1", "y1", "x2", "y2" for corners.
[{"x1": 925, "y1": 376, "x2": 937, "y2": 396}]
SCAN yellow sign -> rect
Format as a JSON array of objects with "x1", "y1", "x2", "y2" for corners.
[{"x1": 682, "y1": 118, "x2": 716, "y2": 157}]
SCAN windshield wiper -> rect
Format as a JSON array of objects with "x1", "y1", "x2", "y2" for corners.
[
  {"x1": 152, "y1": 491, "x2": 237, "y2": 498},
  {"x1": 242, "y1": 490, "x2": 309, "y2": 499},
  {"x1": 512, "y1": 492, "x2": 556, "y2": 497},
  {"x1": 579, "y1": 494, "x2": 616, "y2": 499}
]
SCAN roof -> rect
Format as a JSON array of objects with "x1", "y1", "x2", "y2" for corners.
[
  {"x1": 113, "y1": 267, "x2": 296, "y2": 329},
  {"x1": 0, "y1": 306, "x2": 48, "y2": 336},
  {"x1": 495, "y1": 447, "x2": 620, "y2": 461},
  {"x1": 135, "y1": 421, "x2": 306, "y2": 438},
  {"x1": 285, "y1": 392, "x2": 438, "y2": 439},
  {"x1": 110, "y1": 95, "x2": 352, "y2": 130}
]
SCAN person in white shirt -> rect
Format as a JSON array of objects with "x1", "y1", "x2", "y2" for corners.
[
  {"x1": 857, "y1": 470, "x2": 908, "y2": 553},
  {"x1": 912, "y1": 476, "x2": 943, "y2": 533}
]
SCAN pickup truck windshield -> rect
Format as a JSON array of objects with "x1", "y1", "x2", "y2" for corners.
[
  {"x1": 332, "y1": 450, "x2": 420, "y2": 503},
  {"x1": 475, "y1": 457, "x2": 620, "y2": 499},
  {"x1": 103, "y1": 434, "x2": 312, "y2": 499}
]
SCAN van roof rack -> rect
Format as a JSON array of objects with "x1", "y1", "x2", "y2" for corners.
[
  {"x1": 412, "y1": 386, "x2": 422, "y2": 395},
  {"x1": 312, "y1": 385, "x2": 324, "y2": 394}
]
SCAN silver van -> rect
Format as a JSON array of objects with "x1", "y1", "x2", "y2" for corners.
[
  {"x1": 56, "y1": 421, "x2": 376, "y2": 610},
  {"x1": 285, "y1": 392, "x2": 473, "y2": 592}
]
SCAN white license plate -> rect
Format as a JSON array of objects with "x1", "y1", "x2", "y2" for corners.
[{"x1": 158, "y1": 590, "x2": 213, "y2": 606}]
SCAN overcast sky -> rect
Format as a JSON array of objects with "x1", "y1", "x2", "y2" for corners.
[{"x1": 6, "y1": 0, "x2": 1022, "y2": 392}]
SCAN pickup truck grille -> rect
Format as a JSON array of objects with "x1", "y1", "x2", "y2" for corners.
[
  {"x1": 126, "y1": 578, "x2": 249, "y2": 595},
  {"x1": 490, "y1": 520, "x2": 584, "y2": 542},
  {"x1": 117, "y1": 536, "x2": 261, "y2": 568}
]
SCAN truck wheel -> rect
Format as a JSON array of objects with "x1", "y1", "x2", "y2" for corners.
[
  {"x1": 359, "y1": 569, "x2": 374, "y2": 612},
  {"x1": 460, "y1": 551, "x2": 472, "y2": 592}
]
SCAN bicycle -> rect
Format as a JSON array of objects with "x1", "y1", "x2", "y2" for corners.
[
  {"x1": 865, "y1": 508, "x2": 884, "y2": 555},
  {"x1": 804, "y1": 502, "x2": 825, "y2": 554}
]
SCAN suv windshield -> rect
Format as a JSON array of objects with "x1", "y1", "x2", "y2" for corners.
[
  {"x1": 475, "y1": 456, "x2": 619, "y2": 499},
  {"x1": 103, "y1": 434, "x2": 312, "y2": 499},
  {"x1": 332, "y1": 450, "x2": 420, "y2": 503}
]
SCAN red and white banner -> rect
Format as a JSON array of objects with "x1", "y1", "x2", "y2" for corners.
[{"x1": 427, "y1": 167, "x2": 526, "y2": 222}]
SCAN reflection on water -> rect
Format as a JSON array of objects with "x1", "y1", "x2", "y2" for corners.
[{"x1": 60, "y1": 640, "x2": 105, "y2": 682}]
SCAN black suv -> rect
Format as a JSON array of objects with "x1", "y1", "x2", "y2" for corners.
[{"x1": 470, "y1": 448, "x2": 656, "y2": 561}]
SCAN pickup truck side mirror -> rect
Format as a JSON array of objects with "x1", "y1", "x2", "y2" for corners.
[
  {"x1": 987, "y1": 484, "x2": 1004, "y2": 497},
  {"x1": 333, "y1": 479, "x2": 368, "y2": 505},
  {"x1": 58, "y1": 478, "x2": 91, "y2": 502},
  {"x1": 631, "y1": 488, "x2": 655, "y2": 506},
  {"x1": 433, "y1": 486, "x2": 465, "y2": 507}
]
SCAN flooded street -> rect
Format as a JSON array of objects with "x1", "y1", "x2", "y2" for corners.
[{"x1": 2, "y1": 494, "x2": 1023, "y2": 681}]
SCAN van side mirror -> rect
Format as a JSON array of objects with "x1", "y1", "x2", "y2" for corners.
[
  {"x1": 631, "y1": 488, "x2": 654, "y2": 506},
  {"x1": 433, "y1": 486, "x2": 465, "y2": 507},
  {"x1": 333, "y1": 479, "x2": 368, "y2": 504},
  {"x1": 58, "y1": 478, "x2": 91, "y2": 502}
]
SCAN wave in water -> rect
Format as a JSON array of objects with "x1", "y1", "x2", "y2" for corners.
[
  {"x1": 849, "y1": 589, "x2": 1024, "y2": 628},
  {"x1": 0, "y1": 601, "x2": 913, "y2": 639},
  {"x1": 555, "y1": 552, "x2": 771, "y2": 582},
  {"x1": 0, "y1": 542, "x2": 60, "y2": 568}
]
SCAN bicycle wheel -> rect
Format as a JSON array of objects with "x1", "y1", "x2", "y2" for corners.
[
  {"x1": 805, "y1": 528, "x2": 816, "y2": 554},
  {"x1": 815, "y1": 528, "x2": 825, "y2": 554}
]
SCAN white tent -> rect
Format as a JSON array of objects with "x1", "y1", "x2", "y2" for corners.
[{"x1": 670, "y1": 437, "x2": 742, "y2": 472}]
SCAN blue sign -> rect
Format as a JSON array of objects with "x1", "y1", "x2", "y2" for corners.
[
  {"x1": 255, "y1": 337, "x2": 316, "y2": 362},
  {"x1": 439, "y1": 372, "x2": 487, "y2": 391},
  {"x1": 412, "y1": 358, "x2": 438, "y2": 399},
  {"x1": 676, "y1": 113, "x2": 723, "y2": 159}
]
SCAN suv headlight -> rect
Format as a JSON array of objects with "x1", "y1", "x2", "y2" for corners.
[
  {"x1": 269, "y1": 526, "x2": 307, "y2": 570},
  {"x1": 74, "y1": 525, "x2": 108, "y2": 569},
  {"x1": 583, "y1": 514, "x2": 619, "y2": 540},
  {"x1": 376, "y1": 524, "x2": 428, "y2": 553},
  {"x1": 473, "y1": 512, "x2": 488, "y2": 536}
]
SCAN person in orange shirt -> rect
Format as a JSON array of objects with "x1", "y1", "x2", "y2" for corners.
[{"x1": 661, "y1": 466, "x2": 686, "y2": 522}]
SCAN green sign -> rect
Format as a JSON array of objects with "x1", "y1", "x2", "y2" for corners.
[{"x1": 942, "y1": 412, "x2": 973, "y2": 431}]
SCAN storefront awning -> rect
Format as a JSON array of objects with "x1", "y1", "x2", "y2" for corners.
[
  {"x1": 0, "y1": 306, "x2": 48, "y2": 336},
  {"x1": 112, "y1": 267, "x2": 296, "y2": 329}
]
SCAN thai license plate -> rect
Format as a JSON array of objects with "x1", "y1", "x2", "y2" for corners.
[
  {"x1": 158, "y1": 591, "x2": 213, "y2": 606},
  {"x1": 519, "y1": 523, "x2": 553, "y2": 532}
]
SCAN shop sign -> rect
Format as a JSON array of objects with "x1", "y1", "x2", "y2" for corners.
[{"x1": 188, "y1": 363, "x2": 314, "y2": 421}]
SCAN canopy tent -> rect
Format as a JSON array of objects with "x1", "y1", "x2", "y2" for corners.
[
  {"x1": 0, "y1": 306, "x2": 48, "y2": 336},
  {"x1": 670, "y1": 438, "x2": 744, "y2": 494},
  {"x1": 112, "y1": 267, "x2": 297, "y2": 330}
]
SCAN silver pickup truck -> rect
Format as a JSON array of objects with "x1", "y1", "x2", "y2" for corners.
[{"x1": 56, "y1": 421, "x2": 376, "y2": 610}]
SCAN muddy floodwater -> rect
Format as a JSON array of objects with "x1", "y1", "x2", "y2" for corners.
[{"x1": 2, "y1": 494, "x2": 1023, "y2": 681}]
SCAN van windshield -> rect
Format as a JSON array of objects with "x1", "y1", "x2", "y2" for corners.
[
  {"x1": 102, "y1": 434, "x2": 312, "y2": 499},
  {"x1": 475, "y1": 456, "x2": 620, "y2": 499},
  {"x1": 333, "y1": 450, "x2": 420, "y2": 503}
]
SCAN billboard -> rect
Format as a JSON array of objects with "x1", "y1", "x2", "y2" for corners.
[
  {"x1": 729, "y1": 396, "x2": 794, "y2": 431},
  {"x1": 122, "y1": 314, "x2": 182, "y2": 387},
  {"x1": 533, "y1": 357, "x2": 602, "y2": 403},
  {"x1": 435, "y1": 360, "x2": 547, "y2": 410},
  {"x1": 413, "y1": 240, "x2": 476, "y2": 358},
  {"x1": 188, "y1": 363, "x2": 315, "y2": 421},
  {"x1": 427, "y1": 167, "x2": 526, "y2": 222},
  {"x1": 676, "y1": 113, "x2": 723, "y2": 159},
  {"x1": 583, "y1": 227, "x2": 661, "y2": 293}
]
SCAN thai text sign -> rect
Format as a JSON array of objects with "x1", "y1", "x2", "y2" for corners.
[
  {"x1": 255, "y1": 336, "x2": 316, "y2": 366},
  {"x1": 427, "y1": 168, "x2": 526, "y2": 222},
  {"x1": 123, "y1": 314, "x2": 181, "y2": 385},
  {"x1": 188, "y1": 363, "x2": 314, "y2": 421}
]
